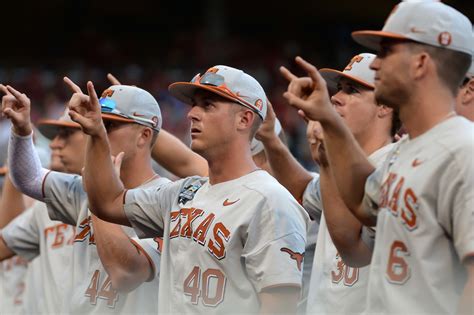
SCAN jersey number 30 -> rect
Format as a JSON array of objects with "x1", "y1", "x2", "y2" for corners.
[{"x1": 183, "y1": 266, "x2": 226, "y2": 307}]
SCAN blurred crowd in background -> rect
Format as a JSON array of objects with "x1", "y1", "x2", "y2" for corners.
[{"x1": 1, "y1": 0, "x2": 471, "y2": 176}]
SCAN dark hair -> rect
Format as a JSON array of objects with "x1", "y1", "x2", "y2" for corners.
[
  {"x1": 408, "y1": 42, "x2": 471, "y2": 95},
  {"x1": 150, "y1": 130, "x2": 159, "y2": 148}
]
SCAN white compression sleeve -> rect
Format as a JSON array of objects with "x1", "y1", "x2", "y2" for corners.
[{"x1": 8, "y1": 131, "x2": 48, "y2": 201}]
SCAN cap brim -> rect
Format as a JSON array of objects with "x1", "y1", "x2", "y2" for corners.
[
  {"x1": 351, "y1": 30, "x2": 409, "y2": 52},
  {"x1": 100, "y1": 113, "x2": 136, "y2": 123},
  {"x1": 320, "y1": 68, "x2": 374, "y2": 95},
  {"x1": 37, "y1": 120, "x2": 81, "y2": 140},
  {"x1": 168, "y1": 82, "x2": 243, "y2": 106}
]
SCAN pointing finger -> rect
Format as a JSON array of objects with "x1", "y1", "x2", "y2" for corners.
[
  {"x1": 63, "y1": 77, "x2": 83, "y2": 93},
  {"x1": 107, "y1": 73, "x2": 121, "y2": 85},
  {"x1": 87, "y1": 81, "x2": 100, "y2": 109},
  {"x1": 0, "y1": 84, "x2": 11, "y2": 95},
  {"x1": 279, "y1": 66, "x2": 298, "y2": 82},
  {"x1": 295, "y1": 56, "x2": 325, "y2": 88}
]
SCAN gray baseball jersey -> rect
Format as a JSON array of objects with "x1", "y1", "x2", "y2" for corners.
[
  {"x1": 1, "y1": 201, "x2": 75, "y2": 314},
  {"x1": 41, "y1": 172, "x2": 168, "y2": 314},
  {"x1": 363, "y1": 116, "x2": 474, "y2": 314},
  {"x1": 123, "y1": 170, "x2": 309, "y2": 314},
  {"x1": 303, "y1": 144, "x2": 394, "y2": 314},
  {"x1": 0, "y1": 255, "x2": 28, "y2": 314}
]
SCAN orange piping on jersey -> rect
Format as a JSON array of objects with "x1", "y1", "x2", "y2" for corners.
[{"x1": 42, "y1": 170, "x2": 53, "y2": 198}]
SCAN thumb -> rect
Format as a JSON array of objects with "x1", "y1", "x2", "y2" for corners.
[
  {"x1": 113, "y1": 152, "x2": 125, "y2": 176},
  {"x1": 3, "y1": 108, "x2": 23, "y2": 123},
  {"x1": 68, "y1": 110, "x2": 91, "y2": 129}
]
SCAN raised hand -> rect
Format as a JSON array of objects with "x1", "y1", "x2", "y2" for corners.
[
  {"x1": 255, "y1": 100, "x2": 277, "y2": 143},
  {"x1": 0, "y1": 84, "x2": 33, "y2": 136},
  {"x1": 280, "y1": 56, "x2": 335, "y2": 122},
  {"x1": 63, "y1": 77, "x2": 105, "y2": 137},
  {"x1": 306, "y1": 120, "x2": 328, "y2": 167}
]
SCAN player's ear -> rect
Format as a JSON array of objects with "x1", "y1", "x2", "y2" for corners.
[
  {"x1": 137, "y1": 127, "x2": 153, "y2": 148},
  {"x1": 377, "y1": 104, "x2": 393, "y2": 119},
  {"x1": 465, "y1": 78, "x2": 474, "y2": 101},
  {"x1": 235, "y1": 108, "x2": 255, "y2": 131}
]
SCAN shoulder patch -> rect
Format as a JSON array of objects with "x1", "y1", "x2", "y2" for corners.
[{"x1": 178, "y1": 178, "x2": 206, "y2": 205}]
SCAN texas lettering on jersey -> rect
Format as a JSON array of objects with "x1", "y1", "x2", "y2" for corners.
[
  {"x1": 44, "y1": 223, "x2": 76, "y2": 249},
  {"x1": 74, "y1": 216, "x2": 96, "y2": 245},
  {"x1": 380, "y1": 172, "x2": 419, "y2": 231},
  {"x1": 169, "y1": 208, "x2": 230, "y2": 260}
]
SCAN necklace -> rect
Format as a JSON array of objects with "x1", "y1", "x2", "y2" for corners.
[{"x1": 141, "y1": 173, "x2": 159, "y2": 186}]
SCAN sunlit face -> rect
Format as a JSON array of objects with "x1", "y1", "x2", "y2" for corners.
[
  {"x1": 370, "y1": 40, "x2": 414, "y2": 108},
  {"x1": 187, "y1": 91, "x2": 240, "y2": 158},
  {"x1": 330, "y1": 79, "x2": 379, "y2": 140},
  {"x1": 49, "y1": 128, "x2": 86, "y2": 174}
]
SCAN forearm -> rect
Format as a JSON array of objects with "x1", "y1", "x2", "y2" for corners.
[
  {"x1": 84, "y1": 132, "x2": 127, "y2": 225},
  {"x1": 8, "y1": 131, "x2": 47, "y2": 200},
  {"x1": 262, "y1": 135, "x2": 313, "y2": 200},
  {"x1": 91, "y1": 215, "x2": 152, "y2": 292},
  {"x1": 320, "y1": 166, "x2": 372, "y2": 266},
  {"x1": 458, "y1": 258, "x2": 474, "y2": 314},
  {"x1": 320, "y1": 113, "x2": 375, "y2": 211},
  {"x1": 258, "y1": 287, "x2": 300, "y2": 314},
  {"x1": 0, "y1": 175, "x2": 26, "y2": 228},
  {"x1": 152, "y1": 129, "x2": 208, "y2": 177}
]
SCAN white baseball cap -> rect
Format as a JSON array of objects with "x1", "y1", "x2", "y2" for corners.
[
  {"x1": 168, "y1": 65, "x2": 268, "y2": 120},
  {"x1": 320, "y1": 53, "x2": 376, "y2": 94},
  {"x1": 352, "y1": 1, "x2": 474, "y2": 56},
  {"x1": 250, "y1": 118, "x2": 282, "y2": 156},
  {"x1": 38, "y1": 108, "x2": 81, "y2": 140},
  {"x1": 99, "y1": 85, "x2": 162, "y2": 132}
]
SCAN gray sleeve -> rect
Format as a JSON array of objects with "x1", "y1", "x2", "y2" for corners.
[
  {"x1": 243, "y1": 194, "x2": 308, "y2": 292},
  {"x1": 124, "y1": 179, "x2": 186, "y2": 238},
  {"x1": 43, "y1": 172, "x2": 86, "y2": 225},
  {"x1": 302, "y1": 175, "x2": 323, "y2": 223},
  {"x1": 1, "y1": 204, "x2": 41, "y2": 260},
  {"x1": 437, "y1": 145, "x2": 474, "y2": 261},
  {"x1": 8, "y1": 131, "x2": 48, "y2": 200}
]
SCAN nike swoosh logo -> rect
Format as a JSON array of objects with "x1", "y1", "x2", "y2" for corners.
[
  {"x1": 412, "y1": 159, "x2": 423, "y2": 167},
  {"x1": 223, "y1": 198, "x2": 239, "y2": 206},
  {"x1": 410, "y1": 27, "x2": 425, "y2": 34},
  {"x1": 133, "y1": 112, "x2": 145, "y2": 117}
]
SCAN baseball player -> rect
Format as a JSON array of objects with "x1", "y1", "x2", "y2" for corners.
[
  {"x1": 283, "y1": 1, "x2": 473, "y2": 313},
  {"x1": 67, "y1": 65, "x2": 309, "y2": 314},
  {"x1": 259, "y1": 53, "x2": 398, "y2": 314},
  {"x1": 0, "y1": 168, "x2": 28, "y2": 315},
  {"x1": 2, "y1": 82, "x2": 166, "y2": 314},
  {"x1": 253, "y1": 101, "x2": 319, "y2": 313},
  {"x1": 0, "y1": 116, "x2": 77, "y2": 313},
  {"x1": 455, "y1": 56, "x2": 474, "y2": 121}
]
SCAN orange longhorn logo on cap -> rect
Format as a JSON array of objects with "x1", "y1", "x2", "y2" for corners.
[
  {"x1": 344, "y1": 55, "x2": 364, "y2": 71},
  {"x1": 206, "y1": 67, "x2": 219, "y2": 74},
  {"x1": 254, "y1": 99, "x2": 263, "y2": 110},
  {"x1": 101, "y1": 89, "x2": 115, "y2": 98}
]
